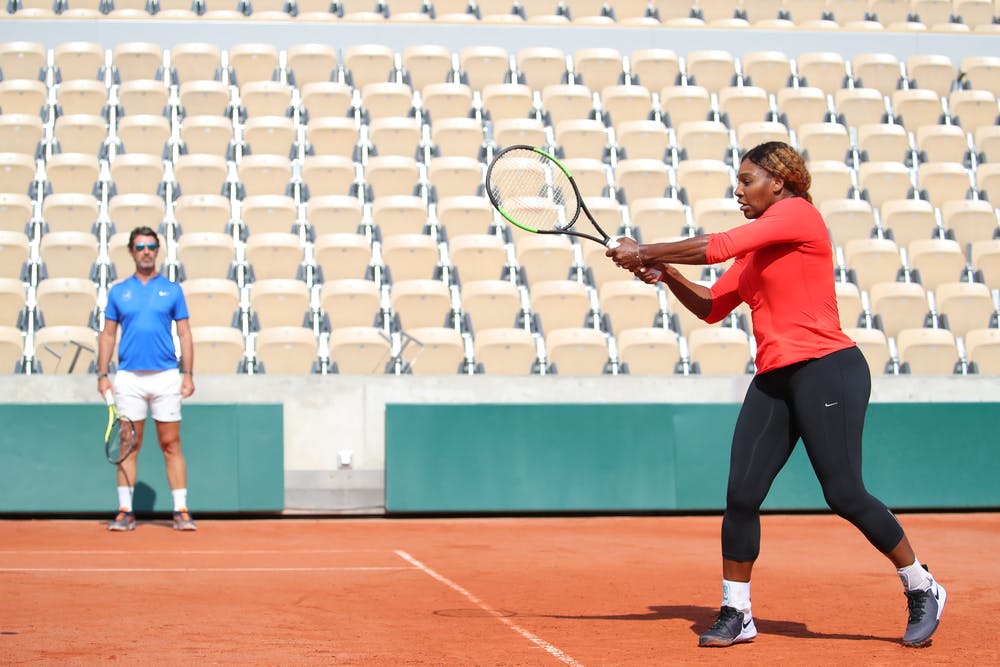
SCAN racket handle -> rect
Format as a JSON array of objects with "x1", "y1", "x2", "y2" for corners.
[
  {"x1": 103, "y1": 389, "x2": 115, "y2": 406},
  {"x1": 606, "y1": 236, "x2": 623, "y2": 249}
]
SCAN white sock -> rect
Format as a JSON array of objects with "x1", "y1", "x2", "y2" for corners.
[
  {"x1": 898, "y1": 559, "x2": 933, "y2": 592},
  {"x1": 117, "y1": 486, "x2": 133, "y2": 512},
  {"x1": 171, "y1": 488, "x2": 188, "y2": 512},
  {"x1": 722, "y1": 579, "x2": 752, "y2": 613}
]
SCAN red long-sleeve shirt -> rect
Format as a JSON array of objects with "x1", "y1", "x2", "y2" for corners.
[{"x1": 703, "y1": 196, "x2": 855, "y2": 374}]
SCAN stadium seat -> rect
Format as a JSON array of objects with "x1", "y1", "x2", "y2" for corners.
[
  {"x1": 35, "y1": 277, "x2": 96, "y2": 327},
  {"x1": 427, "y1": 156, "x2": 483, "y2": 198},
  {"x1": 362, "y1": 81, "x2": 415, "y2": 119},
  {"x1": 33, "y1": 324, "x2": 97, "y2": 375},
  {"x1": 242, "y1": 116, "x2": 296, "y2": 157},
  {"x1": 117, "y1": 115, "x2": 171, "y2": 156},
  {"x1": 0, "y1": 79, "x2": 48, "y2": 116},
  {"x1": 173, "y1": 154, "x2": 229, "y2": 197},
  {"x1": 879, "y1": 198, "x2": 937, "y2": 248},
  {"x1": 473, "y1": 326, "x2": 538, "y2": 375},
  {"x1": 599, "y1": 279, "x2": 661, "y2": 332},
  {"x1": 401, "y1": 44, "x2": 452, "y2": 91},
  {"x1": 834, "y1": 280, "x2": 863, "y2": 329},
  {"x1": 797, "y1": 122, "x2": 851, "y2": 162},
  {"x1": 858, "y1": 161, "x2": 913, "y2": 208},
  {"x1": 320, "y1": 278, "x2": 381, "y2": 329},
  {"x1": 917, "y1": 162, "x2": 974, "y2": 208},
  {"x1": 948, "y1": 89, "x2": 999, "y2": 133},
  {"x1": 530, "y1": 279, "x2": 592, "y2": 331},
  {"x1": 0, "y1": 193, "x2": 32, "y2": 234},
  {"x1": 821, "y1": 199, "x2": 876, "y2": 248},
  {"x1": 897, "y1": 326, "x2": 959, "y2": 374},
  {"x1": 481, "y1": 82, "x2": 534, "y2": 122},
  {"x1": 447, "y1": 233, "x2": 508, "y2": 282},
  {"x1": 328, "y1": 326, "x2": 393, "y2": 374},
  {"x1": 237, "y1": 154, "x2": 293, "y2": 196},
  {"x1": 934, "y1": 281, "x2": 996, "y2": 338},
  {"x1": 381, "y1": 233, "x2": 441, "y2": 281},
  {"x1": 39, "y1": 231, "x2": 99, "y2": 279},
  {"x1": 249, "y1": 279, "x2": 311, "y2": 328},
  {"x1": 0, "y1": 41, "x2": 47, "y2": 81},
  {"x1": 169, "y1": 43, "x2": 223, "y2": 84},
  {"x1": 808, "y1": 161, "x2": 853, "y2": 207},
  {"x1": 300, "y1": 82, "x2": 354, "y2": 121},
  {"x1": 112, "y1": 42, "x2": 164, "y2": 81},
  {"x1": 286, "y1": 43, "x2": 338, "y2": 87},
  {"x1": 240, "y1": 194, "x2": 297, "y2": 235},
  {"x1": 53, "y1": 114, "x2": 107, "y2": 156},
  {"x1": 658, "y1": 85, "x2": 711, "y2": 127},
  {"x1": 844, "y1": 237, "x2": 902, "y2": 290},
  {"x1": 843, "y1": 326, "x2": 891, "y2": 376},
  {"x1": 179, "y1": 80, "x2": 231, "y2": 117},
  {"x1": 775, "y1": 86, "x2": 827, "y2": 129},
  {"x1": 245, "y1": 232, "x2": 303, "y2": 280},
  {"x1": 906, "y1": 54, "x2": 956, "y2": 96},
  {"x1": 852, "y1": 52, "x2": 904, "y2": 96},
  {"x1": 688, "y1": 326, "x2": 752, "y2": 375},
  {"x1": 795, "y1": 51, "x2": 847, "y2": 95},
  {"x1": 390, "y1": 278, "x2": 454, "y2": 329},
  {"x1": 916, "y1": 124, "x2": 970, "y2": 165},
  {"x1": 545, "y1": 326, "x2": 609, "y2": 375},
  {"x1": 0, "y1": 325, "x2": 24, "y2": 373},
  {"x1": 420, "y1": 82, "x2": 474, "y2": 121},
  {"x1": 435, "y1": 195, "x2": 494, "y2": 238},
  {"x1": 0, "y1": 114, "x2": 44, "y2": 158},
  {"x1": 616, "y1": 326, "x2": 679, "y2": 375},
  {"x1": 255, "y1": 326, "x2": 318, "y2": 374},
  {"x1": 892, "y1": 88, "x2": 945, "y2": 131},
  {"x1": 834, "y1": 87, "x2": 886, "y2": 129},
  {"x1": 182, "y1": 278, "x2": 241, "y2": 328},
  {"x1": 300, "y1": 155, "x2": 356, "y2": 198},
  {"x1": 615, "y1": 119, "x2": 671, "y2": 161},
  {"x1": 173, "y1": 194, "x2": 231, "y2": 235},
  {"x1": 179, "y1": 116, "x2": 233, "y2": 156},
  {"x1": 306, "y1": 196, "x2": 364, "y2": 236},
  {"x1": 176, "y1": 231, "x2": 236, "y2": 279},
  {"x1": 400, "y1": 326, "x2": 467, "y2": 374},
  {"x1": 42, "y1": 193, "x2": 100, "y2": 234},
  {"x1": 964, "y1": 327, "x2": 1000, "y2": 374},
  {"x1": 460, "y1": 279, "x2": 522, "y2": 330},
  {"x1": 227, "y1": 43, "x2": 280, "y2": 86},
  {"x1": 110, "y1": 153, "x2": 165, "y2": 196},
  {"x1": 371, "y1": 195, "x2": 429, "y2": 237},
  {"x1": 942, "y1": 199, "x2": 999, "y2": 248},
  {"x1": 870, "y1": 280, "x2": 929, "y2": 338},
  {"x1": 458, "y1": 45, "x2": 510, "y2": 91},
  {"x1": 368, "y1": 116, "x2": 422, "y2": 158},
  {"x1": 629, "y1": 49, "x2": 681, "y2": 93},
  {"x1": 676, "y1": 159, "x2": 733, "y2": 203},
  {"x1": 117, "y1": 79, "x2": 170, "y2": 116},
  {"x1": 0, "y1": 231, "x2": 30, "y2": 279},
  {"x1": 908, "y1": 237, "x2": 968, "y2": 290},
  {"x1": 959, "y1": 55, "x2": 1000, "y2": 96},
  {"x1": 693, "y1": 197, "x2": 743, "y2": 235},
  {"x1": 516, "y1": 46, "x2": 568, "y2": 89},
  {"x1": 430, "y1": 118, "x2": 486, "y2": 158},
  {"x1": 514, "y1": 234, "x2": 575, "y2": 286}
]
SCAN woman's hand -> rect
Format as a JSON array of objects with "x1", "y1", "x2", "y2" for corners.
[
  {"x1": 605, "y1": 236, "x2": 645, "y2": 272},
  {"x1": 636, "y1": 264, "x2": 670, "y2": 284}
]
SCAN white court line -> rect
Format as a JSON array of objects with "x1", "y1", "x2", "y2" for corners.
[
  {"x1": 395, "y1": 550, "x2": 583, "y2": 667},
  {"x1": 0, "y1": 566, "x2": 413, "y2": 573}
]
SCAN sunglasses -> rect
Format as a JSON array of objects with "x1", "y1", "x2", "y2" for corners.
[{"x1": 133, "y1": 243, "x2": 159, "y2": 251}]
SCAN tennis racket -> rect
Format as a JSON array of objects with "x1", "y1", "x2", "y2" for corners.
[
  {"x1": 103, "y1": 389, "x2": 136, "y2": 466},
  {"x1": 485, "y1": 145, "x2": 621, "y2": 248}
]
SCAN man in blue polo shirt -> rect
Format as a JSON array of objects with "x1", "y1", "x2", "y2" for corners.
[{"x1": 97, "y1": 226, "x2": 196, "y2": 532}]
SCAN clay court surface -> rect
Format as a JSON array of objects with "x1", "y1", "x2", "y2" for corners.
[{"x1": 1, "y1": 513, "x2": 995, "y2": 665}]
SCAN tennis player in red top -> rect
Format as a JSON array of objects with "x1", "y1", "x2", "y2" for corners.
[{"x1": 607, "y1": 142, "x2": 946, "y2": 648}]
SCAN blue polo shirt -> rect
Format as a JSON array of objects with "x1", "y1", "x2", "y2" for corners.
[{"x1": 105, "y1": 274, "x2": 189, "y2": 371}]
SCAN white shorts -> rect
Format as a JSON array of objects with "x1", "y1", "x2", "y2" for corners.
[{"x1": 114, "y1": 369, "x2": 182, "y2": 422}]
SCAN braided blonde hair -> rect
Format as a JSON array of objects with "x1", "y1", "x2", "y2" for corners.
[{"x1": 741, "y1": 141, "x2": 813, "y2": 204}]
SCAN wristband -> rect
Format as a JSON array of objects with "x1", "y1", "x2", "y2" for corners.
[
  {"x1": 181, "y1": 370, "x2": 193, "y2": 375},
  {"x1": 97, "y1": 373, "x2": 109, "y2": 379}
]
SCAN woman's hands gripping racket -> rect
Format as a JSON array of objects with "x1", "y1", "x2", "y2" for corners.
[
  {"x1": 104, "y1": 389, "x2": 136, "y2": 466},
  {"x1": 485, "y1": 145, "x2": 622, "y2": 248}
]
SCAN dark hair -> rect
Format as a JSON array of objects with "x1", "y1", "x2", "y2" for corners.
[
  {"x1": 128, "y1": 226, "x2": 160, "y2": 250},
  {"x1": 741, "y1": 141, "x2": 813, "y2": 204}
]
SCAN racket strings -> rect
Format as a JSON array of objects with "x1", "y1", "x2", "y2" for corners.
[{"x1": 489, "y1": 148, "x2": 578, "y2": 232}]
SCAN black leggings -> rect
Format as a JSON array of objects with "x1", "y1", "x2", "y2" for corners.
[{"x1": 722, "y1": 346, "x2": 904, "y2": 562}]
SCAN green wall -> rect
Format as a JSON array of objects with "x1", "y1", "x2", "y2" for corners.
[
  {"x1": 0, "y1": 404, "x2": 283, "y2": 513},
  {"x1": 385, "y1": 403, "x2": 1000, "y2": 513}
]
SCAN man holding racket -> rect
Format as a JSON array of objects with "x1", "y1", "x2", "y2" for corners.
[
  {"x1": 96, "y1": 226, "x2": 197, "y2": 532},
  {"x1": 606, "y1": 142, "x2": 946, "y2": 648}
]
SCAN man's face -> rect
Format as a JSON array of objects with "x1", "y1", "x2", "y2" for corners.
[{"x1": 130, "y1": 235, "x2": 159, "y2": 271}]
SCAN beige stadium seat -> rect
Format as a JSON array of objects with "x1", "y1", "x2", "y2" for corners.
[
  {"x1": 364, "y1": 156, "x2": 420, "y2": 198},
  {"x1": 693, "y1": 197, "x2": 743, "y2": 235},
  {"x1": 492, "y1": 117, "x2": 547, "y2": 150},
  {"x1": 959, "y1": 56, "x2": 1000, "y2": 96},
  {"x1": 447, "y1": 233, "x2": 508, "y2": 282},
  {"x1": 737, "y1": 120, "x2": 791, "y2": 151},
  {"x1": 561, "y1": 157, "x2": 609, "y2": 195},
  {"x1": 529, "y1": 279, "x2": 592, "y2": 331},
  {"x1": 182, "y1": 278, "x2": 240, "y2": 327},
  {"x1": 918, "y1": 162, "x2": 974, "y2": 207},
  {"x1": 857, "y1": 162, "x2": 913, "y2": 208},
  {"x1": 238, "y1": 154, "x2": 293, "y2": 196},
  {"x1": 118, "y1": 80, "x2": 170, "y2": 117},
  {"x1": 516, "y1": 47, "x2": 567, "y2": 90},
  {"x1": 908, "y1": 237, "x2": 968, "y2": 289},
  {"x1": 716, "y1": 86, "x2": 769, "y2": 131},
  {"x1": 896, "y1": 327, "x2": 958, "y2": 374},
  {"x1": 978, "y1": 163, "x2": 1000, "y2": 202},
  {"x1": 821, "y1": 199, "x2": 876, "y2": 248},
  {"x1": 239, "y1": 194, "x2": 297, "y2": 236},
  {"x1": 545, "y1": 327, "x2": 609, "y2": 375},
  {"x1": 176, "y1": 231, "x2": 236, "y2": 279},
  {"x1": 249, "y1": 278, "x2": 311, "y2": 328},
  {"x1": 328, "y1": 326, "x2": 392, "y2": 374},
  {"x1": 954, "y1": 0, "x2": 998, "y2": 29},
  {"x1": 33, "y1": 325, "x2": 97, "y2": 374},
  {"x1": 481, "y1": 83, "x2": 534, "y2": 123},
  {"x1": 964, "y1": 327, "x2": 1000, "y2": 374},
  {"x1": 390, "y1": 278, "x2": 454, "y2": 329},
  {"x1": 362, "y1": 82, "x2": 414, "y2": 120},
  {"x1": 676, "y1": 159, "x2": 733, "y2": 204},
  {"x1": 935, "y1": 281, "x2": 995, "y2": 337},
  {"x1": 676, "y1": 120, "x2": 731, "y2": 161},
  {"x1": 227, "y1": 43, "x2": 279, "y2": 86},
  {"x1": 320, "y1": 278, "x2": 381, "y2": 329},
  {"x1": 0, "y1": 193, "x2": 32, "y2": 234},
  {"x1": 808, "y1": 161, "x2": 853, "y2": 207},
  {"x1": 628, "y1": 49, "x2": 680, "y2": 92},
  {"x1": 600, "y1": 85, "x2": 652, "y2": 131},
  {"x1": 343, "y1": 44, "x2": 395, "y2": 90},
  {"x1": 456, "y1": 46, "x2": 510, "y2": 93},
  {"x1": 879, "y1": 198, "x2": 937, "y2": 248},
  {"x1": 254, "y1": 326, "x2": 318, "y2": 374},
  {"x1": 0, "y1": 153, "x2": 38, "y2": 196},
  {"x1": 0, "y1": 325, "x2": 24, "y2": 373},
  {"x1": 844, "y1": 237, "x2": 902, "y2": 290},
  {"x1": 245, "y1": 232, "x2": 303, "y2": 280},
  {"x1": 628, "y1": 197, "x2": 688, "y2": 238},
  {"x1": 541, "y1": 84, "x2": 595, "y2": 128},
  {"x1": 300, "y1": 155, "x2": 355, "y2": 198},
  {"x1": 834, "y1": 88, "x2": 886, "y2": 129},
  {"x1": 111, "y1": 42, "x2": 163, "y2": 81},
  {"x1": 906, "y1": 54, "x2": 956, "y2": 97},
  {"x1": 684, "y1": 50, "x2": 735, "y2": 93},
  {"x1": 869, "y1": 0, "x2": 910, "y2": 25},
  {"x1": 615, "y1": 159, "x2": 670, "y2": 202},
  {"x1": 107, "y1": 232, "x2": 132, "y2": 280},
  {"x1": 191, "y1": 326, "x2": 245, "y2": 374},
  {"x1": 305, "y1": 117, "x2": 359, "y2": 158},
  {"x1": 52, "y1": 42, "x2": 103, "y2": 82},
  {"x1": 110, "y1": 154, "x2": 164, "y2": 196},
  {"x1": 795, "y1": 52, "x2": 846, "y2": 96},
  {"x1": 0, "y1": 114, "x2": 44, "y2": 157},
  {"x1": 774, "y1": 86, "x2": 826, "y2": 130},
  {"x1": 430, "y1": 118, "x2": 485, "y2": 158},
  {"x1": 173, "y1": 194, "x2": 231, "y2": 234},
  {"x1": 39, "y1": 231, "x2": 98, "y2": 279},
  {"x1": 0, "y1": 231, "x2": 30, "y2": 279},
  {"x1": 107, "y1": 193, "x2": 166, "y2": 232},
  {"x1": 401, "y1": 44, "x2": 452, "y2": 91},
  {"x1": 56, "y1": 79, "x2": 106, "y2": 117},
  {"x1": 401, "y1": 326, "x2": 467, "y2": 374},
  {"x1": 285, "y1": 44, "x2": 338, "y2": 87},
  {"x1": 599, "y1": 279, "x2": 660, "y2": 331},
  {"x1": 42, "y1": 193, "x2": 99, "y2": 234},
  {"x1": 368, "y1": 116, "x2": 421, "y2": 158},
  {"x1": 169, "y1": 43, "x2": 222, "y2": 84},
  {"x1": 891, "y1": 89, "x2": 945, "y2": 131},
  {"x1": 615, "y1": 120, "x2": 670, "y2": 161},
  {"x1": 571, "y1": 47, "x2": 623, "y2": 92},
  {"x1": 949, "y1": 89, "x2": 998, "y2": 133},
  {"x1": 616, "y1": 326, "x2": 679, "y2": 374},
  {"x1": 372, "y1": 195, "x2": 428, "y2": 237},
  {"x1": 916, "y1": 124, "x2": 969, "y2": 165},
  {"x1": 911, "y1": 0, "x2": 954, "y2": 28},
  {"x1": 435, "y1": 195, "x2": 494, "y2": 238},
  {"x1": 239, "y1": 81, "x2": 292, "y2": 118},
  {"x1": 420, "y1": 82, "x2": 474, "y2": 121},
  {"x1": 60, "y1": 0, "x2": 107, "y2": 17},
  {"x1": 514, "y1": 234, "x2": 575, "y2": 285},
  {"x1": 242, "y1": 116, "x2": 296, "y2": 157},
  {"x1": 381, "y1": 233, "x2": 441, "y2": 281},
  {"x1": 852, "y1": 53, "x2": 903, "y2": 96},
  {"x1": 582, "y1": 239, "x2": 632, "y2": 288},
  {"x1": 659, "y1": 85, "x2": 711, "y2": 127},
  {"x1": 554, "y1": 119, "x2": 608, "y2": 160},
  {"x1": 179, "y1": 116, "x2": 233, "y2": 156},
  {"x1": 35, "y1": 277, "x2": 96, "y2": 327},
  {"x1": 300, "y1": 82, "x2": 354, "y2": 120},
  {"x1": 856, "y1": 123, "x2": 908, "y2": 163},
  {"x1": 739, "y1": 51, "x2": 791, "y2": 95},
  {"x1": 117, "y1": 115, "x2": 171, "y2": 156},
  {"x1": 427, "y1": 156, "x2": 482, "y2": 199},
  {"x1": 52, "y1": 115, "x2": 107, "y2": 156},
  {"x1": 460, "y1": 279, "x2": 522, "y2": 330},
  {"x1": 843, "y1": 326, "x2": 890, "y2": 376},
  {"x1": 688, "y1": 326, "x2": 752, "y2": 375},
  {"x1": 797, "y1": 123, "x2": 851, "y2": 162},
  {"x1": 179, "y1": 80, "x2": 231, "y2": 117},
  {"x1": 0, "y1": 79, "x2": 47, "y2": 116},
  {"x1": 942, "y1": 199, "x2": 998, "y2": 248},
  {"x1": 834, "y1": 280, "x2": 863, "y2": 329},
  {"x1": 173, "y1": 154, "x2": 228, "y2": 197},
  {"x1": 0, "y1": 41, "x2": 47, "y2": 81},
  {"x1": 307, "y1": 196, "x2": 364, "y2": 236},
  {"x1": 473, "y1": 326, "x2": 538, "y2": 374},
  {"x1": 869, "y1": 281, "x2": 928, "y2": 337}
]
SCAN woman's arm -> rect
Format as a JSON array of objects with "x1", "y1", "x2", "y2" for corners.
[
  {"x1": 640, "y1": 264, "x2": 713, "y2": 319},
  {"x1": 606, "y1": 235, "x2": 709, "y2": 272}
]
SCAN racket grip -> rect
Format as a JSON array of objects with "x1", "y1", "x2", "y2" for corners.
[
  {"x1": 103, "y1": 389, "x2": 115, "y2": 406},
  {"x1": 606, "y1": 236, "x2": 623, "y2": 249}
]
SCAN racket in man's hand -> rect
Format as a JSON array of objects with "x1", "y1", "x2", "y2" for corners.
[
  {"x1": 485, "y1": 145, "x2": 622, "y2": 248},
  {"x1": 103, "y1": 389, "x2": 136, "y2": 466}
]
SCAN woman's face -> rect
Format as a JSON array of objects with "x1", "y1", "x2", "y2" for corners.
[{"x1": 734, "y1": 159, "x2": 785, "y2": 219}]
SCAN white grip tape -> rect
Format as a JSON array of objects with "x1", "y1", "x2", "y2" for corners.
[
  {"x1": 103, "y1": 389, "x2": 115, "y2": 407},
  {"x1": 606, "y1": 236, "x2": 623, "y2": 249}
]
